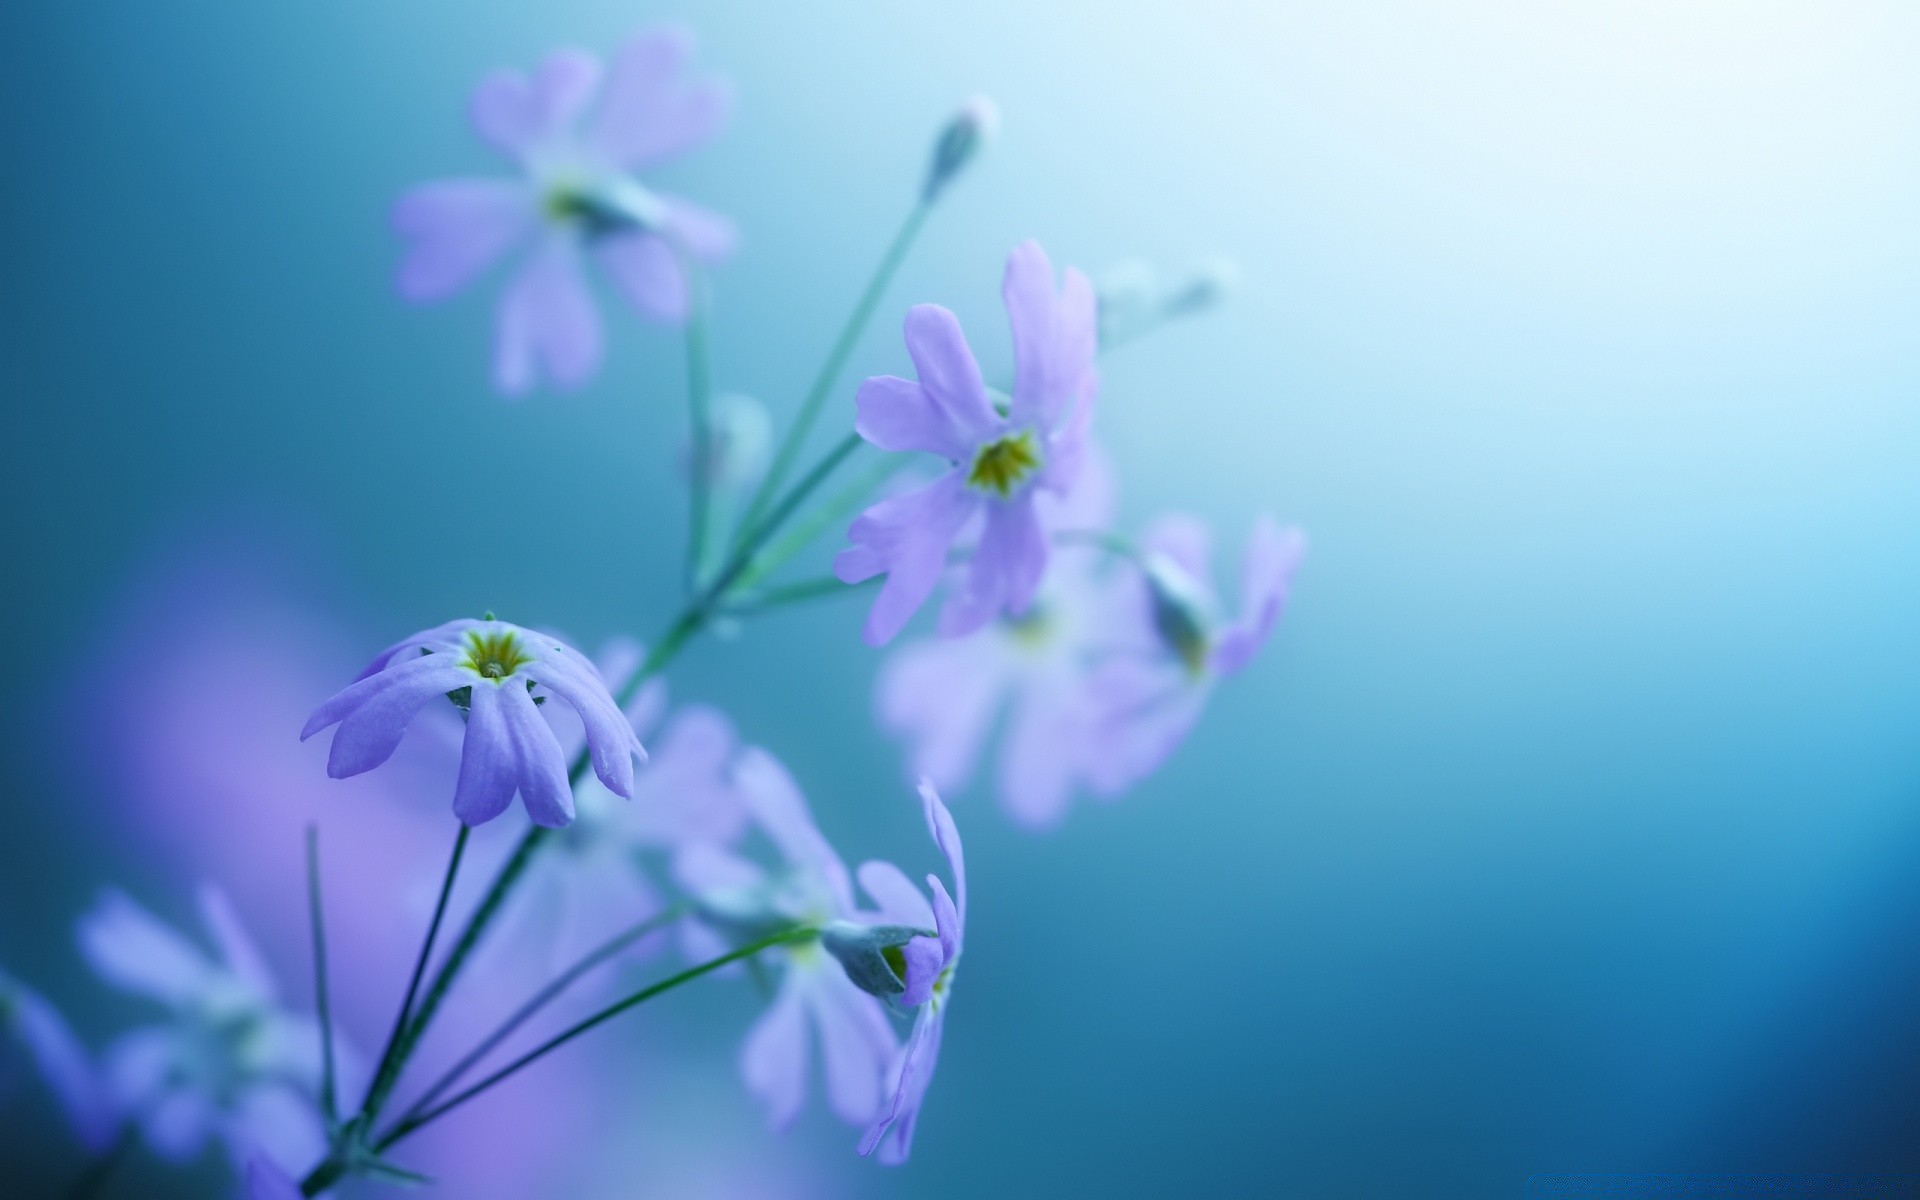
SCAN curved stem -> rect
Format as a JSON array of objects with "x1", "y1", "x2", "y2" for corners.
[
  {"x1": 304, "y1": 826, "x2": 339, "y2": 1126},
  {"x1": 373, "y1": 926, "x2": 818, "y2": 1152},
  {"x1": 394, "y1": 903, "x2": 689, "y2": 1125},
  {"x1": 359, "y1": 823, "x2": 469, "y2": 1122}
]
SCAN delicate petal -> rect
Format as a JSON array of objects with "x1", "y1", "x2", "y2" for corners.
[
  {"x1": 860, "y1": 1005, "x2": 944, "y2": 1163},
  {"x1": 595, "y1": 230, "x2": 688, "y2": 324},
  {"x1": 806, "y1": 967, "x2": 897, "y2": 1125},
  {"x1": 494, "y1": 233, "x2": 604, "y2": 395},
  {"x1": 588, "y1": 26, "x2": 732, "y2": 168},
  {"x1": 1140, "y1": 513, "x2": 1215, "y2": 594},
  {"x1": 1213, "y1": 518, "x2": 1306, "y2": 676},
  {"x1": 196, "y1": 886, "x2": 276, "y2": 1003},
  {"x1": 660, "y1": 194, "x2": 738, "y2": 260},
  {"x1": 349, "y1": 618, "x2": 476, "y2": 682},
  {"x1": 1035, "y1": 439, "x2": 1117, "y2": 533},
  {"x1": 142, "y1": 1087, "x2": 216, "y2": 1161},
  {"x1": 855, "y1": 861, "x2": 935, "y2": 930},
  {"x1": 2, "y1": 976, "x2": 118, "y2": 1151},
  {"x1": 301, "y1": 647, "x2": 465, "y2": 740},
  {"x1": 875, "y1": 631, "x2": 1011, "y2": 793},
  {"x1": 939, "y1": 496, "x2": 1048, "y2": 637},
  {"x1": 1004, "y1": 240, "x2": 1097, "y2": 429},
  {"x1": 625, "y1": 705, "x2": 746, "y2": 846},
  {"x1": 740, "y1": 973, "x2": 809, "y2": 1130},
  {"x1": 391, "y1": 180, "x2": 537, "y2": 302},
  {"x1": 927, "y1": 875, "x2": 961, "y2": 968},
  {"x1": 836, "y1": 473, "x2": 981, "y2": 647},
  {"x1": 734, "y1": 748, "x2": 852, "y2": 914},
  {"x1": 245, "y1": 1157, "x2": 304, "y2": 1200},
  {"x1": 919, "y1": 781, "x2": 966, "y2": 929},
  {"x1": 221, "y1": 1084, "x2": 327, "y2": 1181},
  {"x1": 903, "y1": 305, "x2": 998, "y2": 446},
  {"x1": 470, "y1": 48, "x2": 602, "y2": 162},
  {"x1": 319, "y1": 656, "x2": 473, "y2": 779},
  {"x1": 77, "y1": 892, "x2": 214, "y2": 1006},
  {"x1": 524, "y1": 655, "x2": 643, "y2": 797},
  {"x1": 1083, "y1": 659, "x2": 1210, "y2": 795},
  {"x1": 452, "y1": 680, "x2": 516, "y2": 825},
  {"x1": 673, "y1": 841, "x2": 766, "y2": 897},
  {"x1": 499, "y1": 683, "x2": 574, "y2": 827},
  {"x1": 996, "y1": 669, "x2": 1091, "y2": 830},
  {"x1": 854, "y1": 377, "x2": 965, "y2": 461}
]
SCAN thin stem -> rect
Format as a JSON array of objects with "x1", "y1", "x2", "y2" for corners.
[
  {"x1": 304, "y1": 826, "x2": 338, "y2": 1126},
  {"x1": 732, "y1": 450, "x2": 900, "y2": 594},
  {"x1": 374, "y1": 926, "x2": 818, "y2": 1152},
  {"x1": 736, "y1": 200, "x2": 931, "y2": 548},
  {"x1": 359, "y1": 823, "x2": 470, "y2": 1123},
  {"x1": 724, "y1": 574, "x2": 875, "y2": 616},
  {"x1": 60, "y1": 1124, "x2": 137, "y2": 1200},
  {"x1": 396, "y1": 903, "x2": 689, "y2": 1124},
  {"x1": 678, "y1": 246, "x2": 716, "y2": 591}
]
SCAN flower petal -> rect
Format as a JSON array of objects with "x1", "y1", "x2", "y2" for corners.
[
  {"x1": 1004, "y1": 240, "x2": 1097, "y2": 430},
  {"x1": 996, "y1": 669, "x2": 1091, "y2": 830},
  {"x1": 740, "y1": 972, "x2": 809, "y2": 1131},
  {"x1": 939, "y1": 495, "x2": 1048, "y2": 637},
  {"x1": 524, "y1": 655, "x2": 642, "y2": 798},
  {"x1": 1082, "y1": 658, "x2": 1210, "y2": 796},
  {"x1": 391, "y1": 180, "x2": 536, "y2": 302},
  {"x1": 734, "y1": 747, "x2": 851, "y2": 914},
  {"x1": 470, "y1": 48, "x2": 602, "y2": 162},
  {"x1": 245, "y1": 1157, "x2": 304, "y2": 1200},
  {"x1": 835, "y1": 472, "x2": 981, "y2": 647},
  {"x1": 320, "y1": 656, "x2": 472, "y2": 779},
  {"x1": 494, "y1": 233, "x2": 604, "y2": 395},
  {"x1": 876, "y1": 630, "x2": 1011, "y2": 793},
  {"x1": 499, "y1": 682, "x2": 574, "y2": 827},
  {"x1": 452, "y1": 680, "x2": 516, "y2": 826},
  {"x1": 859, "y1": 1004, "x2": 944, "y2": 1163},
  {"x1": 1212, "y1": 517, "x2": 1306, "y2": 676},
  {"x1": 587, "y1": 26, "x2": 732, "y2": 169},
  {"x1": 595, "y1": 230, "x2": 689, "y2": 324},
  {"x1": 77, "y1": 892, "x2": 214, "y2": 1006},
  {"x1": 920, "y1": 780, "x2": 966, "y2": 929},
  {"x1": 806, "y1": 967, "x2": 897, "y2": 1126},
  {"x1": 660, "y1": 195, "x2": 738, "y2": 260},
  {"x1": 855, "y1": 861, "x2": 935, "y2": 930},
  {"x1": 196, "y1": 885, "x2": 276, "y2": 1002},
  {"x1": 902, "y1": 305, "x2": 998, "y2": 447}
]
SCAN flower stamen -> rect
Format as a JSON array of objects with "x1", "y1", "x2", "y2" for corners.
[
  {"x1": 461, "y1": 629, "x2": 533, "y2": 682},
  {"x1": 967, "y1": 431, "x2": 1042, "y2": 498}
]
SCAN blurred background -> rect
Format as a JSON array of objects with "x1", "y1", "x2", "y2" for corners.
[{"x1": 4, "y1": 1, "x2": 1920, "y2": 1196}]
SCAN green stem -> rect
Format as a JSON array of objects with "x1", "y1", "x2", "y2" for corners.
[
  {"x1": 359, "y1": 823, "x2": 469, "y2": 1123},
  {"x1": 736, "y1": 200, "x2": 931, "y2": 548},
  {"x1": 733, "y1": 449, "x2": 901, "y2": 594},
  {"x1": 395, "y1": 903, "x2": 689, "y2": 1125},
  {"x1": 304, "y1": 826, "x2": 338, "y2": 1126},
  {"x1": 678, "y1": 246, "x2": 715, "y2": 591},
  {"x1": 373, "y1": 926, "x2": 818, "y2": 1152},
  {"x1": 724, "y1": 574, "x2": 875, "y2": 616}
]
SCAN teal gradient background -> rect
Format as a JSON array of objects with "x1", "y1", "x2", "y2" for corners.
[{"x1": 4, "y1": 2, "x2": 1920, "y2": 1196}]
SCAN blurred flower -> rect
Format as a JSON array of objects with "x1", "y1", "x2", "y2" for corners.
[
  {"x1": 0, "y1": 968, "x2": 119, "y2": 1152},
  {"x1": 245, "y1": 1156, "x2": 303, "y2": 1200},
  {"x1": 1094, "y1": 256, "x2": 1238, "y2": 349},
  {"x1": 922, "y1": 96, "x2": 999, "y2": 203},
  {"x1": 1080, "y1": 514, "x2": 1305, "y2": 796},
  {"x1": 875, "y1": 448, "x2": 1120, "y2": 828},
  {"x1": 682, "y1": 393, "x2": 774, "y2": 492},
  {"x1": 303, "y1": 617, "x2": 644, "y2": 828},
  {"x1": 676, "y1": 749, "x2": 899, "y2": 1130},
  {"x1": 859, "y1": 781, "x2": 967, "y2": 1164},
  {"x1": 76, "y1": 887, "x2": 328, "y2": 1177},
  {"x1": 836, "y1": 240, "x2": 1098, "y2": 645},
  {"x1": 393, "y1": 26, "x2": 737, "y2": 394}
]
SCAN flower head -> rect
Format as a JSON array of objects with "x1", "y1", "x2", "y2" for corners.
[
  {"x1": 0, "y1": 969, "x2": 118, "y2": 1152},
  {"x1": 302, "y1": 618, "x2": 644, "y2": 828},
  {"x1": 393, "y1": 26, "x2": 737, "y2": 394},
  {"x1": 836, "y1": 240, "x2": 1098, "y2": 645},
  {"x1": 859, "y1": 781, "x2": 967, "y2": 1164},
  {"x1": 77, "y1": 887, "x2": 329, "y2": 1176},
  {"x1": 922, "y1": 96, "x2": 999, "y2": 203}
]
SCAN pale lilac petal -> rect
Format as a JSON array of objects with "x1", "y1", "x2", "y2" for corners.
[
  {"x1": 300, "y1": 647, "x2": 465, "y2": 740},
  {"x1": 1140, "y1": 513, "x2": 1215, "y2": 592},
  {"x1": 452, "y1": 680, "x2": 516, "y2": 826},
  {"x1": 996, "y1": 670, "x2": 1090, "y2": 830},
  {"x1": 625, "y1": 705, "x2": 746, "y2": 846},
  {"x1": 221, "y1": 1084, "x2": 327, "y2": 1182},
  {"x1": 1034, "y1": 439, "x2": 1117, "y2": 533},
  {"x1": 836, "y1": 473, "x2": 981, "y2": 647},
  {"x1": 860, "y1": 1005, "x2": 944, "y2": 1163},
  {"x1": 2, "y1": 977, "x2": 118, "y2": 1151},
  {"x1": 391, "y1": 180, "x2": 537, "y2": 302},
  {"x1": 349, "y1": 617, "x2": 477, "y2": 681},
  {"x1": 854, "y1": 377, "x2": 967, "y2": 460},
  {"x1": 734, "y1": 748, "x2": 851, "y2": 913},
  {"x1": 673, "y1": 842, "x2": 766, "y2": 897},
  {"x1": 470, "y1": 48, "x2": 602, "y2": 162},
  {"x1": 875, "y1": 631, "x2": 1011, "y2": 792},
  {"x1": 142, "y1": 1088, "x2": 215, "y2": 1162},
  {"x1": 741, "y1": 974, "x2": 810, "y2": 1130},
  {"x1": 523, "y1": 655, "x2": 642, "y2": 797},
  {"x1": 939, "y1": 496, "x2": 1047, "y2": 637},
  {"x1": 902, "y1": 305, "x2": 998, "y2": 445},
  {"x1": 807, "y1": 968, "x2": 897, "y2": 1126},
  {"x1": 1004, "y1": 240, "x2": 1097, "y2": 429},
  {"x1": 77, "y1": 892, "x2": 214, "y2": 1006},
  {"x1": 499, "y1": 683, "x2": 574, "y2": 827},
  {"x1": 895, "y1": 937, "x2": 946, "y2": 1010},
  {"x1": 920, "y1": 780, "x2": 966, "y2": 928},
  {"x1": 587, "y1": 26, "x2": 732, "y2": 168},
  {"x1": 196, "y1": 886, "x2": 275, "y2": 1002},
  {"x1": 319, "y1": 657, "x2": 472, "y2": 779},
  {"x1": 1213, "y1": 517, "x2": 1306, "y2": 676},
  {"x1": 595, "y1": 230, "x2": 688, "y2": 324},
  {"x1": 494, "y1": 233, "x2": 604, "y2": 395},
  {"x1": 855, "y1": 861, "x2": 935, "y2": 930},
  {"x1": 660, "y1": 194, "x2": 738, "y2": 260},
  {"x1": 1083, "y1": 659, "x2": 1210, "y2": 796},
  {"x1": 927, "y1": 875, "x2": 961, "y2": 967},
  {"x1": 246, "y1": 1157, "x2": 304, "y2": 1200}
]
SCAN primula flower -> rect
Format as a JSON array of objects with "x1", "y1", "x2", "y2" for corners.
[
  {"x1": 394, "y1": 26, "x2": 736, "y2": 394},
  {"x1": 0, "y1": 969, "x2": 119, "y2": 1152},
  {"x1": 859, "y1": 781, "x2": 967, "y2": 1164},
  {"x1": 77, "y1": 887, "x2": 329, "y2": 1176},
  {"x1": 245, "y1": 1156, "x2": 303, "y2": 1200},
  {"x1": 835, "y1": 240, "x2": 1098, "y2": 646},
  {"x1": 876, "y1": 449, "x2": 1120, "y2": 828},
  {"x1": 676, "y1": 749, "x2": 901, "y2": 1130},
  {"x1": 1080, "y1": 514, "x2": 1305, "y2": 796},
  {"x1": 302, "y1": 618, "x2": 644, "y2": 828}
]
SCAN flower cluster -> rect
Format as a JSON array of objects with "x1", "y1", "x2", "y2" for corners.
[{"x1": 6, "y1": 22, "x2": 1303, "y2": 1197}]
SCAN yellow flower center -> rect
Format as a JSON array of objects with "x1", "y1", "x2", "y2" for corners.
[
  {"x1": 461, "y1": 628, "x2": 532, "y2": 682},
  {"x1": 967, "y1": 431, "x2": 1043, "y2": 498}
]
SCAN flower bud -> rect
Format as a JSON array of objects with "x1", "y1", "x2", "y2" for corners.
[
  {"x1": 822, "y1": 920, "x2": 935, "y2": 999},
  {"x1": 1161, "y1": 256, "x2": 1238, "y2": 320},
  {"x1": 682, "y1": 392, "x2": 774, "y2": 491},
  {"x1": 1143, "y1": 553, "x2": 1215, "y2": 675},
  {"x1": 922, "y1": 96, "x2": 999, "y2": 203}
]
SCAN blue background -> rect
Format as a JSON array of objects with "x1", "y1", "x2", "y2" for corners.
[{"x1": 4, "y1": 2, "x2": 1920, "y2": 1196}]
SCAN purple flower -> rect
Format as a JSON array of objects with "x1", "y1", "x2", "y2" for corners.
[
  {"x1": 394, "y1": 26, "x2": 736, "y2": 395},
  {"x1": 245, "y1": 1156, "x2": 303, "y2": 1200},
  {"x1": 675, "y1": 748, "x2": 900, "y2": 1130},
  {"x1": 302, "y1": 618, "x2": 644, "y2": 828},
  {"x1": 1079, "y1": 514, "x2": 1305, "y2": 796},
  {"x1": 835, "y1": 240, "x2": 1098, "y2": 646},
  {"x1": 876, "y1": 447, "x2": 1121, "y2": 828},
  {"x1": 77, "y1": 887, "x2": 329, "y2": 1177},
  {"x1": 0, "y1": 969, "x2": 119, "y2": 1152},
  {"x1": 859, "y1": 781, "x2": 966, "y2": 1164}
]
